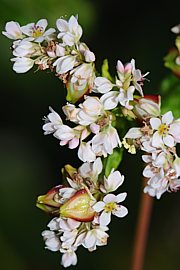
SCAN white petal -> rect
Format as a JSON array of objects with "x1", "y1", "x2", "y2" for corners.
[
  {"x1": 169, "y1": 123, "x2": 180, "y2": 143},
  {"x1": 124, "y1": 127, "x2": 142, "y2": 139},
  {"x1": 150, "y1": 117, "x2": 161, "y2": 130},
  {"x1": 84, "y1": 231, "x2": 96, "y2": 248},
  {"x1": 151, "y1": 131, "x2": 163, "y2": 147},
  {"x1": 99, "y1": 211, "x2": 111, "y2": 226},
  {"x1": 162, "y1": 111, "x2": 173, "y2": 125},
  {"x1": 93, "y1": 157, "x2": 103, "y2": 175},
  {"x1": 12, "y1": 57, "x2": 34, "y2": 73},
  {"x1": 36, "y1": 19, "x2": 47, "y2": 30},
  {"x1": 103, "y1": 194, "x2": 116, "y2": 203},
  {"x1": 116, "y1": 192, "x2": 127, "y2": 203},
  {"x1": 93, "y1": 201, "x2": 105, "y2": 212},
  {"x1": 163, "y1": 134, "x2": 175, "y2": 147},
  {"x1": 113, "y1": 205, "x2": 128, "y2": 217},
  {"x1": 56, "y1": 18, "x2": 69, "y2": 32},
  {"x1": 100, "y1": 91, "x2": 119, "y2": 110}
]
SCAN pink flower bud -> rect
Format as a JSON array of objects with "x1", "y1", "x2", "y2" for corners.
[{"x1": 36, "y1": 185, "x2": 62, "y2": 215}]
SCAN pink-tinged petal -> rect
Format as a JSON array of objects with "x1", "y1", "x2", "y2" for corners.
[
  {"x1": 113, "y1": 205, "x2": 128, "y2": 217},
  {"x1": 162, "y1": 111, "x2": 173, "y2": 125},
  {"x1": 103, "y1": 194, "x2": 116, "y2": 203},
  {"x1": 163, "y1": 135, "x2": 175, "y2": 147},
  {"x1": 100, "y1": 211, "x2": 111, "y2": 226},
  {"x1": 116, "y1": 192, "x2": 127, "y2": 203},
  {"x1": 68, "y1": 137, "x2": 79, "y2": 149},
  {"x1": 151, "y1": 131, "x2": 163, "y2": 147},
  {"x1": 150, "y1": 117, "x2": 161, "y2": 130},
  {"x1": 93, "y1": 201, "x2": 105, "y2": 212},
  {"x1": 124, "y1": 62, "x2": 132, "y2": 73},
  {"x1": 117, "y1": 60, "x2": 124, "y2": 73}
]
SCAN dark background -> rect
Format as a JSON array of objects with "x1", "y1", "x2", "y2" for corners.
[{"x1": 1, "y1": 0, "x2": 180, "y2": 269}]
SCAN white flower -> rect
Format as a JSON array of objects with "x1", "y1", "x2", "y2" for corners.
[
  {"x1": 117, "y1": 86, "x2": 135, "y2": 110},
  {"x1": 2, "y1": 21, "x2": 24, "y2": 40},
  {"x1": 54, "y1": 125, "x2": 80, "y2": 149},
  {"x1": 21, "y1": 19, "x2": 55, "y2": 42},
  {"x1": 84, "y1": 49, "x2": 95, "y2": 62},
  {"x1": 42, "y1": 230, "x2": 61, "y2": 252},
  {"x1": 150, "y1": 111, "x2": 180, "y2": 148},
  {"x1": 92, "y1": 125, "x2": 121, "y2": 157},
  {"x1": 78, "y1": 142, "x2": 96, "y2": 162},
  {"x1": 70, "y1": 63, "x2": 95, "y2": 91},
  {"x1": 62, "y1": 103, "x2": 80, "y2": 123},
  {"x1": 78, "y1": 157, "x2": 103, "y2": 182},
  {"x1": 11, "y1": 57, "x2": 34, "y2": 73},
  {"x1": 13, "y1": 40, "x2": 42, "y2": 57},
  {"x1": 61, "y1": 248, "x2": 78, "y2": 268},
  {"x1": 131, "y1": 59, "x2": 148, "y2": 96},
  {"x1": 78, "y1": 43, "x2": 95, "y2": 62},
  {"x1": 77, "y1": 96, "x2": 104, "y2": 126},
  {"x1": 93, "y1": 193, "x2": 128, "y2": 226},
  {"x1": 53, "y1": 55, "x2": 77, "y2": 74},
  {"x1": 43, "y1": 107, "x2": 62, "y2": 135},
  {"x1": 100, "y1": 170, "x2": 125, "y2": 193},
  {"x1": 56, "y1": 15, "x2": 82, "y2": 46},
  {"x1": 82, "y1": 226, "x2": 109, "y2": 251},
  {"x1": 94, "y1": 77, "x2": 114, "y2": 94},
  {"x1": 100, "y1": 91, "x2": 119, "y2": 110}
]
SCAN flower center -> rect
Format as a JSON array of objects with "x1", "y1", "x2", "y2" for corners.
[
  {"x1": 104, "y1": 202, "x2": 116, "y2": 213},
  {"x1": 158, "y1": 124, "x2": 169, "y2": 136},
  {"x1": 32, "y1": 25, "x2": 44, "y2": 38}
]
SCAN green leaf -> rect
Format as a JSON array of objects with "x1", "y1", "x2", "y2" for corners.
[
  {"x1": 160, "y1": 74, "x2": 180, "y2": 118},
  {"x1": 101, "y1": 59, "x2": 113, "y2": 81},
  {"x1": 104, "y1": 148, "x2": 123, "y2": 177}
]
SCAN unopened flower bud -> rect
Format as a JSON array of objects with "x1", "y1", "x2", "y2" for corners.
[
  {"x1": 36, "y1": 185, "x2": 62, "y2": 215},
  {"x1": 133, "y1": 95, "x2": 161, "y2": 120},
  {"x1": 60, "y1": 189, "x2": 95, "y2": 222}
]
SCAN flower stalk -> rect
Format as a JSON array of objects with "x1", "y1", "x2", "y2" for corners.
[{"x1": 131, "y1": 178, "x2": 154, "y2": 270}]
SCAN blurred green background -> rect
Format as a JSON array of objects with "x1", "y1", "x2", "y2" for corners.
[{"x1": 1, "y1": 0, "x2": 180, "y2": 269}]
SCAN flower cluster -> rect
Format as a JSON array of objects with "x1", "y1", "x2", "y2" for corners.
[
  {"x1": 3, "y1": 16, "x2": 95, "y2": 102},
  {"x1": 124, "y1": 109, "x2": 180, "y2": 199},
  {"x1": 37, "y1": 158, "x2": 127, "y2": 267},
  {"x1": 3, "y1": 15, "x2": 180, "y2": 268}
]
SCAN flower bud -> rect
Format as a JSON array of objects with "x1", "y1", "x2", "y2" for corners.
[
  {"x1": 60, "y1": 189, "x2": 95, "y2": 222},
  {"x1": 133, "y1": 95, "x2": 161, "y2": 120},
  {"x1": 36, "y1": 185, "x2": 62, "y2": 215}
]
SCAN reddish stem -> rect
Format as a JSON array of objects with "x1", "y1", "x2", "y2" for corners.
[{"x1": 131, "y1": 179, "x2": 154, "y2": 270}]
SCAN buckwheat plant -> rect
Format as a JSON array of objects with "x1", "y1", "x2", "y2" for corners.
[{"x1": 3, "y1": 16, "x2": 180, "y2": 268}]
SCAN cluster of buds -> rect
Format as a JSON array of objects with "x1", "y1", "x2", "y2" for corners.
[{"x1": 3, "y1": 15, "x2": 180, "y2": 268}]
